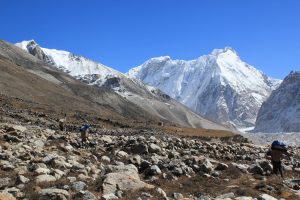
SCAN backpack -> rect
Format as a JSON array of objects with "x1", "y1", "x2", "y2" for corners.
[
  {"x1": 271, "y1": 140, "x2": 287, "y2": 151},
  {"x1": 80, "y1": 124, "x2": 91, "y2": 132}
]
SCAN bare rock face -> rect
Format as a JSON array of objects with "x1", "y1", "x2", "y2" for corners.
[
  {"x1": 254, "y1": 71, "x2": 300, "y2": 133},
  {"x1": 24, "y1": 40, "x2": 55, "y2": 65}
]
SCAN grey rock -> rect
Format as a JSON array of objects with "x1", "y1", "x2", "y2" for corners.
[
  {"x1": 102, "y1": 164, "x2": 154, "y2": 195},
  {"x1": 35, "y1": 174, "x2": 56, "y2": 183},
  {"x1": 101, "y1": 193, "x2": 119, "y2": 200},
  {"x1": 199, "y1": 159, "x2": 214, "y2": 174},
  {"x1": 248, "y1": 164, "x2": 264, "y2": 175},
  {"x1": 101, "y1": 156, "x2": 111, "y2": 163},
  {"x1": 74, "y1": 191, "x2": 97, "y2": 200},
  {"x1": 131, "y1": 143, "x2": 148, "y2": 154},
  {"x1": 149, "y1": 143, "x2": 161, "y2": 153},
  {"x1": 129, "y1": 155, "x2": 141, "y2": 166},
  {"x1": 71, "y1": 181, "x2": 87, "y2": 191},
  {"x1": 149, "y1": 165, "x2": 162, "y2": 176},
  {"x1": 39, "y1": 188, "x2": 70, "y2": 198},
  {"x1": 259, "y1": 193, "x2": 278, "y2": 200},
  {"x1": 0, "y1": 178, "x2": 12, "y2": 189},
  {"x1": 215, "y1": 163, "x2": 229, "y2": 171},
  {"x1": 173, "y1": 192, "x2": 184, "y2": 199},
  {"x1": 216, "y1": 192, "x2": 235, "y2": 199},
  {"x1": 16, "y1": 175, "x2": 29, "y2": 184}
]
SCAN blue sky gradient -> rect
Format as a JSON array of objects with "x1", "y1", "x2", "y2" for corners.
[{"x1": 1, "y1": 0, "x2": 299, "y2": 79}]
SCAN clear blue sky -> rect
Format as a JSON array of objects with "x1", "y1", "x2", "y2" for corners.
[{"x1": 1, "y1": 0, "x2": 299, "y2": 79}]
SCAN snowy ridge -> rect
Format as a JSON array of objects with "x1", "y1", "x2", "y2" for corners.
[
  {"x1": 16, "y1": 40, "x2": 123, "y2": 87},
  {"x1": 128, "y1": 47, "x2": 281, "y2": 128}
]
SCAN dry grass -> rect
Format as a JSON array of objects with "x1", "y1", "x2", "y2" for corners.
[{"x1": 163, "y1": 126, "x2": 236, "y2": 138}]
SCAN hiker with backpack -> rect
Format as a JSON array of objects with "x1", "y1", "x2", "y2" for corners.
[
  {"x1": 80, "y1": 123, "x2": 91, "y2": 147},
  {"x1": 266, "y1": 140, "x2": 290, "y2": 179}
]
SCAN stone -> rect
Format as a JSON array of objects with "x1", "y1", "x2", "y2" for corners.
[
  {"x1": 36, "y1": 174, "x2": 57, "y2": 183},
  {"x1": 33, "y1": 140, "x2": 45, "y2": 148},
  {"x1": 101, "y1": 193, "x2": 119, "y2": 200},
  {"x1": 156, "y1": 187, "x2": 167, "y2": 198},
  {"x1": 216, "y1": 192, "x2": 235, "y2": 199},
  {"x1": 39, "y1": 188, "x2": 69, "y2": 198},
  {"x1": 257, "y1": 159, "x2": 272, "y2": 172},
  {"x1": 248, "y1": 164, "x2": 264, "y2": 175},
  {"x1": 232, "y1": 163, "x2": 249, "y2": 173},
  {"x1": 16, "y1": 175, "x2": 29, "y2": 184},
  {"x1": 129, "y1": 155, "x2": 141, "y2": 166},
  {"x1": 101, "y1": 156, "x2": 111, "y2": 163},
  {"x1": 53, "y1": 169, "x2": 65, "y2": 179},
  {"x1": 199, "y1": 159, "x2": 214, "y2": 174},
  {"x1": 215, "y1": 163, "x2": 229, "y2": 171},
  {"x1": 234, "y1": 197, "x2": 253, "y2": 200},
  {"x1": 149, "y1": 143, "x2": 161, "y2": 153},
  {"x1": 101, "y1": 136, "x2": 113, "y2": 143},
  {"x1": 173, "y1": 192, "x2": 184, "y2": 199},
  {"x1": 71, "y1": 181, "x2": 87, "y2": 191},
  {"x1": 102, "y1": 164, "x2": 154, "y2": 195},
  {"x1": 172, "y1": 167, "x2": 184, "y2": 176},
  {"x1": 0, "y1": 178, "x2": 12, "y2": 189},
  {"x1": 0, "y1": 192, "x2": 16, "y2": 200},
  {"x1": 116, "y1": 150, "x2": 128, "y2": 158},
  {"x1": 35, "y1": 167, "x2": 50, "y2": 175},
  {"x1": 149, "y1": 165, "x2": 162, "y2": 176},
  {"x1": 74, "y1": 191, "x2": 97, "y2": 200},
  {"x1": 259, "y1": 193, "x2": 278, "y2": 200},
  {"x1": 67, "y1": 176, "x2": 76, "y2": 183},
  {"x1": 131, "y1": 143, "x2": 148, "y2": 154}
]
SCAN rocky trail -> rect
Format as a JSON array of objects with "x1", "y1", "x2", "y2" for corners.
[{"x1": 0, "y1": 119, "x2": 300, "y2": 200}]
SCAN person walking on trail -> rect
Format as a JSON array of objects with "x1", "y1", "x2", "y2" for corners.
[
  {"x1": 80, "y1": 123, "x2": 91, "y2": 147},
  {"x1": 58, "y1": 114, "x2": 67, "y2": 132},
  {"x1": 266, "y1": 140, "x2": 290, "y2": 179}
]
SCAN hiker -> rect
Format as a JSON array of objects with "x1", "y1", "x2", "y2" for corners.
[
  {"x1": 58, "y1": 114, "x2": 67, "y2": 132},
  {"x1": 80, "y1": 123, "x2": 91, "y2": 147},
  {"x1": 266, "y1": 140, "x2": 290, "y2": 179}
]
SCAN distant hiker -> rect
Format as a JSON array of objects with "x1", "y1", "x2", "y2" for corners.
[
  {"x1": 266, "y1": 140, "x2": 290, "y2": 179},
  {"x1": 58, "y1": 114, "x2": 67, "y2": 132},
  {"x1": 80, "y1": 123, "x2": 91, "y2": 147}
]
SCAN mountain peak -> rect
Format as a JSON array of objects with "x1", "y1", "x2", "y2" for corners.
[
  {"x1": 15, "y1": 39, "x2": 38, "y2": 50},
  {"x1": 211, "y1": 47, "x2": 238, "y2": 57}
]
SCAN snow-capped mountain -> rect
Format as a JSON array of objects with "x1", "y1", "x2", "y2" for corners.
[
  {"x1": 254, "y1": 71, "x2": 300, "y2": 133},
  {"x1": 14, "y1": 40, "x2": 230, "y2": 130},
  {"x1": 15, "y1": 40, "x2": 124, "y2": 88},
  {"x1": 128, "y1": 48, "x2": 281, "y2": 128}
]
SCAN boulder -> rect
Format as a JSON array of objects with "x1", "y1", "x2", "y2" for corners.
[
  {"x1": 199, "y1": 159, "x2": 214, "y2": 174},
  {"x1": 39, "y1": 188, "x2": 69, "y2": 199},
  {"x1": 71, "y1": 181, "x2": 87, "y2": 191},
  {"x1": 215, "y1": 163, "x2": 229, "y2": 171},
  {"x1": 131, "y1": 143, "x2": 148, "y2": 154},
  {"x1": 259, "y1": 193, "x2": 277, "y2": 200},
  {"x1": 0, "y1": 178, "x2": 12, "y2": 189},
  {"x1": 102, "y1": 164, "x2": 154, "y2": 195},
  {"x1": 129, "y1": 155, "x2": 141, "y2": 166},
  {"x1": 101, "y1": 193, "x2": 119, "y2": 200},
  {"x1": 101, "y1": 156, "x2": 111, "y2": 163},
  {"x1": 248, "y1": 164, "x2": 264, "y2": 175},
  {"x1": 149, "y1": 143, "x2": 161, "y2": 153},
  {"x1": 74, "y1": 191, "x2": 97, "y2": 200},
  {"x1": 0, "y1": 192, "x2": 16, "y2": 200},
  {"x1": 36, "y1": 174, "x2": 57, "y2": 183}
]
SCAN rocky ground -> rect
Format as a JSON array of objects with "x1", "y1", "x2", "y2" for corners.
[{"x1": 0, "y1": 120, "x2": 299, "y2": 200}]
